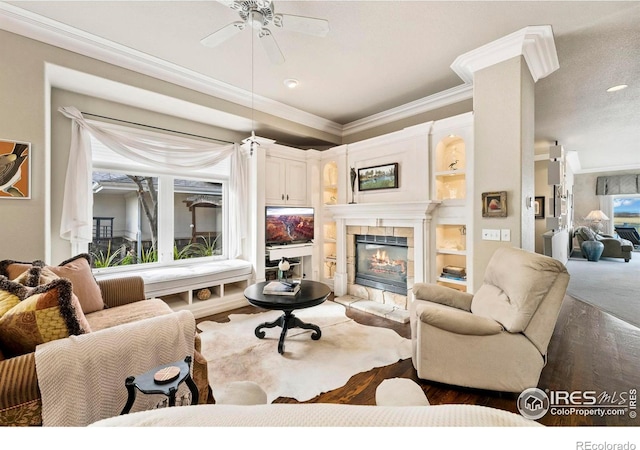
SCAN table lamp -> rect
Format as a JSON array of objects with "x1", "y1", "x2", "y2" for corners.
[{"x1": 585, "y1": 210, "x2": 609, "y2": 232}]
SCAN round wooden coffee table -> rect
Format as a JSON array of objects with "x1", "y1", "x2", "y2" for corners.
[{"x1": 243, "y1": 280, "x2": 331, "y2": 354}]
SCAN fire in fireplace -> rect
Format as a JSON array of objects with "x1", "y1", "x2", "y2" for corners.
[{"x1": 355, "y1": 235, "x2": 408, "y2": 295}]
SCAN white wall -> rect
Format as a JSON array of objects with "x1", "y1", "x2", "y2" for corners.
[
  {"x1": 93, "y1": 193, "x2": 127, "y2": 238},
  {"x1": 346, "y1": 123, "x2": 432, "y2": 204}
]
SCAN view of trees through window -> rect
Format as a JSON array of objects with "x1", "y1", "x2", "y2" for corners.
[
  {"x1": 90, "y1": 171, "x2": 223, "y2": 268},
  {"x1": 613, "y1": 196, "x2": 640, "y2": 233}
]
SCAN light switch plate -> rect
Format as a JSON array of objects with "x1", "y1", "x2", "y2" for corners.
[
  {"x1": 482, "y1": 229, "x2": 501, "y2": 241},
  {"x1": 501, "y1": 229, "x2": 511, "y2": 241}
]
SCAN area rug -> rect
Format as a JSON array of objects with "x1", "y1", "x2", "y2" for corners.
[
  {"x1": 197, "y1": 301, "x2": 412, "y2": 403},
  {"x1": 566, "y1": 253, "x2": 640, "y2": 328}
]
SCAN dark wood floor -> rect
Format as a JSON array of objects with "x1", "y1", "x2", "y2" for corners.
[{"x1": 197, "y1": 293, "x2": 640, "y2": 426}]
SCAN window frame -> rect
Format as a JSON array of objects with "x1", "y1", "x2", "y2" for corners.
[
  {"x1": 85, "y1": 125, "x2": 230, "y2": 275},
  {"x1": 612, "y1": 194, "x2": 640, "y2": 234}
]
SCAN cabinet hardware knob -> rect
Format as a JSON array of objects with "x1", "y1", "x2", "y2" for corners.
[
  {"x1": 281, "y1": 194, "x2": 285, "y2": 200},
  {"x1": 286, "y1": 194, "x2": 289, "y2": 200}
]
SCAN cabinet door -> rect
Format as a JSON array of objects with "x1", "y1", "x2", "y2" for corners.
[
  {"x1": 265, "y1": 157, "x2": 287, "y2": 204},
  {"x1": 284, "y1": 159, "x2": 307, "y2": 205}
]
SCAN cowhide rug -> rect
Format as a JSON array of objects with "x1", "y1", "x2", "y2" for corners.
[{"x1": 197, "y1": 301, "x2": 412, "y2": 403}]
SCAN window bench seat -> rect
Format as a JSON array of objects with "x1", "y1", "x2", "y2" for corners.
[{"x1": 94, "y1": 259, "x2": 253, "y2": 318}]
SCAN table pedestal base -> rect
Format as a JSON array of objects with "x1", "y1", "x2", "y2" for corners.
[{"x1": 255, "y1": 310, "x2": 321, "y2": 354}]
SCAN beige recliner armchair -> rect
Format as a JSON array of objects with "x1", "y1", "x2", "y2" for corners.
[{"x1": 410, "y1": 247, "x2": 569, "y2": 393}]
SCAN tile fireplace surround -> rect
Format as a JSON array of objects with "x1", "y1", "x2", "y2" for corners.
[{"x1": 326, "y1": 201, "x2": 440, "y2": 323}]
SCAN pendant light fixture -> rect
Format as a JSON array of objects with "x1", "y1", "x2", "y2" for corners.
[{"x1": 247, "y1": 17, "x2": 259, "y2": 157}]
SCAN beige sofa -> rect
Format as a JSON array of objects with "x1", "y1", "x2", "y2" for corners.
[
  {"x1": 0, "y1": 255, "x2": 210, "y2": 426},
  {"x1": 410, "y1": 247, "x2": 569, "y2": 393}
]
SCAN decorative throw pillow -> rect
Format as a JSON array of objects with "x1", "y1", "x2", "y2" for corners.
[
  {"x1": 0, "y1": 276, "x2": 28, "y2": 317},
  {"x1": 0, "y1": 278, "x2": 91, "y2": 358},
  {"x1": 13, "y1": 264, "x2": 59, "y2": 287},
  {"x1": 0, "y1": 254, "x2": 105, "y2": 314}
]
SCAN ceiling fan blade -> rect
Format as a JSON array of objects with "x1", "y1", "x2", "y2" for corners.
[
  {"x1": 201, "y1": 21, "x2": 245, "y2": 48},
  {"x1": 259, "y1": 28, "x2": 285, "y2": 65},
  {"x1": 274, "y1": 14, "x2": 329, "y2": 37},
  {"x1": 215, "y1": 0, "x2": 237, "y2": 9}
]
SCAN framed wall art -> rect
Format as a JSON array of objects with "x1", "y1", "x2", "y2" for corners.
[
  {"x1": 0, "y1": 139, "x2": 30, "y2": 199},
  {"x1": 481, "y1": 191, "x2": 507, "y2": 217},
  {"x1": 534, "y1": 196, "x2": 545, "y2": 219},
  {"x1": 357, "y1": 163, "x2": 398, "y2": 191}
]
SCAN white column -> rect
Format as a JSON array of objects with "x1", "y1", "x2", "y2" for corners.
[{"x1": 333, "y1": 218, "x2": 348, "y2": 296}]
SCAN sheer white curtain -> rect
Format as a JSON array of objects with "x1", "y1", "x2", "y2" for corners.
[
  {"x1": 598, "y1": 195, "x2": 614, "y2": 236},
  {"x1": 58, "y1": 106, "x2": 248, "y2": 258}
]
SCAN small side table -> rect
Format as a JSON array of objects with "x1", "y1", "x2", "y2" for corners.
[
  {"x1": 120, "y1": 356, "x2": 199, "y2": 415},
  {"x1": 582, "y1": 240, "x2": 604, "y2": 262}
]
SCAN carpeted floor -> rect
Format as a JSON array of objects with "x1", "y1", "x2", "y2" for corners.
[
  {"x1": 565, "y1": 249, "x2": 640, "y2": 328},
  {"x1": 197, "y1": 301, "x2": 412, "y2": 403}
]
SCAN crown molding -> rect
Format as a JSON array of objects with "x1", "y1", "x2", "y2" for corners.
[
  {"x1": 0, "y1": 2, "x2": 342, "y2": 138},
  {"x1": 342, "y1": 83, "x2": 472, "y2": 137},
  {"x1": 451, "y1": 25, "x2": 559, "y2": 83},
  {"x1": 1, "y1": 6, "x2": 559, "y2": 142}
]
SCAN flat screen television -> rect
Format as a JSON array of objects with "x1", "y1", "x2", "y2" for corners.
[{"x1": 265, "y1": 206, "x2": 314, "y2": 245}]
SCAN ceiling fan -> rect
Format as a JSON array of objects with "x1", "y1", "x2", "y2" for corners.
[{"x1": 201, "y1": 0, "x2": 330, "y2": 64}]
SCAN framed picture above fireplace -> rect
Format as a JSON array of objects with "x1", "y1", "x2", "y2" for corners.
[{"x1": 358, "y1": 163, "x2": 398, "y2": 191}]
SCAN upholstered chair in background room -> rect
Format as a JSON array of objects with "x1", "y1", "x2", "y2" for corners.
[
  {"x1": 410, "y1": 247, "x2": 569, "y2": 393},
  {"x1": 574, "y1": 226, "x2": 633, "y2": 262}
]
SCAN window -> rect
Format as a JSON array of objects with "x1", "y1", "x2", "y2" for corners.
[
  {"x1": 173, "y1": 178, "x2": 223, "y2": 260},
  {"x1": 91, "y1": 172, "x2": 157, "y2": 267},
  {"x1": 89, "y1": 128, "x2": 229, "y2": 270},
  {"x1": 613, "y1": 196, "x2": 640, "y2": 233}
]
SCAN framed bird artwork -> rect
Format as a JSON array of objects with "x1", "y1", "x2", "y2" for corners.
[{"x1": 0, "y1": 139, "x2": 30, "y2": 199}]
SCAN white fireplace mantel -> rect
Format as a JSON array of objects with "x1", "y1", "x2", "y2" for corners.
[
  {"x1": 326, "y1": 201, "x2": 441, "y2": 223},
  {"x1": 325, "y1": 201, "x2": 441, "y2": 297}
]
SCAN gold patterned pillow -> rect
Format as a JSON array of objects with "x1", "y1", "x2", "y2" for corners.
[
  {"x1": 0, "y1": 277, "x2": 91, "y2": 358},
  {"x1": 0, "y1": 276, "x2": 27, "y2": 317}
]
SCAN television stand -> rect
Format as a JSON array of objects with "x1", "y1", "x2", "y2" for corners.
[{"x1": 265, "y1": 243, "x2": 313, "y2": 280}]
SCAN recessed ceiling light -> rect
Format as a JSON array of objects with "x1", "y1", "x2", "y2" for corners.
[
  {"x1": 284, "y1": 78, "x2": 299, "y2": 89},
  {"x1": 607, "y1": 84, "x2": 628, "y2": 92}
]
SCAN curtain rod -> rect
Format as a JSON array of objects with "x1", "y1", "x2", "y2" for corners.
[{"x1": 81, "y1": 112, "x2": 235, "y2": 145}]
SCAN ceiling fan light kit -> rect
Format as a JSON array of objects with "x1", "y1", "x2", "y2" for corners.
[
  {"x1": 201, "y1": 0, "x2": 330, "y2": 65},
  {"x1": 202, "y1": 0, "x2": 328, "y2": 153}
]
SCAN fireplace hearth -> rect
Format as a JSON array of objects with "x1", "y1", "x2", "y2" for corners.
[{"x1": 355, "y1": 235, "x2": 408, "y2": 295}]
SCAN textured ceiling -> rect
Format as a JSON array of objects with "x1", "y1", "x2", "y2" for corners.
[{"x1": 3, "y1": 0, "x2": 640, "y2": 172}]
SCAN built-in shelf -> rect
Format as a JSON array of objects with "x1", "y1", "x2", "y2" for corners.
[
  {"x1": 435, "y1": 169, "x2": 466, "y2": 177},
  {"x1": 95, "y1": 260, "x2": 253, "y2": 319},
  {"x1": 431, "y1": 114, "x2": 473, "y2": 292},
  {"x1": 434, "y1": 133, "x2": 467, "y2": 201},
  {"x1": 437, "y1": 276, "x2": 467, "y2": 286},
  {"x1": 436, "y1": 249, "x2": 466, "y2": 256},
  {"x1": 320, "y1": 159, "x2": 340, "y2": 289}
]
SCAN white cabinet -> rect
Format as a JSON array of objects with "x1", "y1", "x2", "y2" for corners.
[{"x1": 265, "y1": 156, "x2": 307, "y2": 205}]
